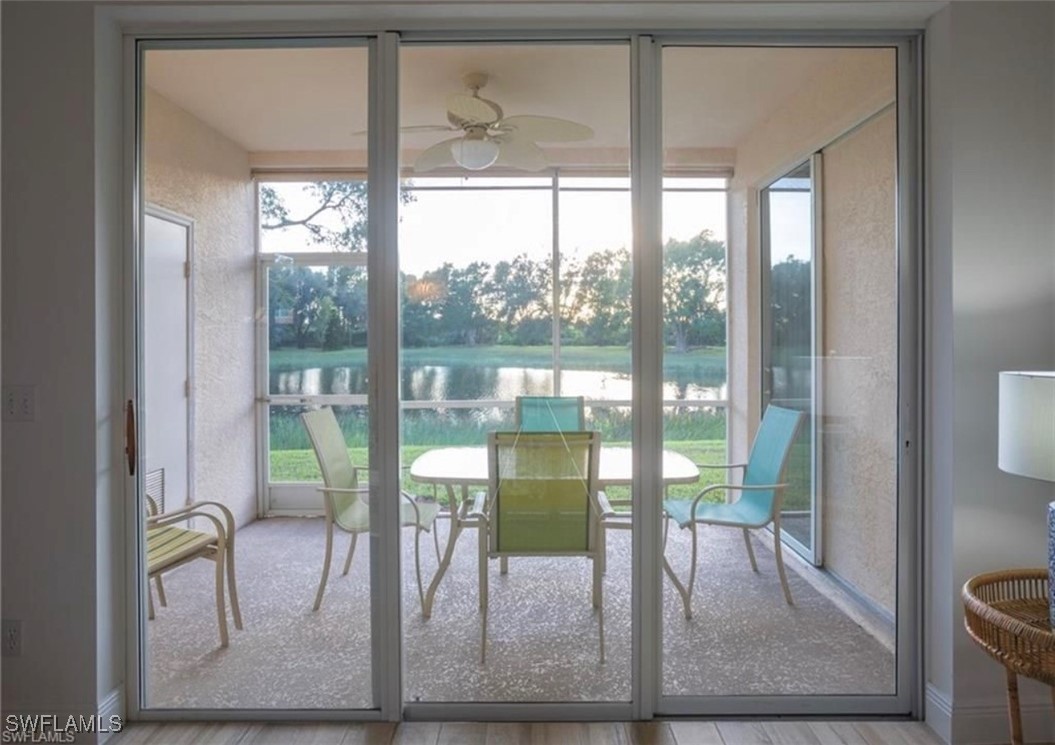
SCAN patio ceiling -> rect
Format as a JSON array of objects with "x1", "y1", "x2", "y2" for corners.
[{"x1": 145, "y1": 44, "x2": 891, "y2": 169}]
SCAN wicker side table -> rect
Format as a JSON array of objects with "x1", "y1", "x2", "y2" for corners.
[{"x1": 963, "y1": 569, "x2": 1055, "y2": 745}]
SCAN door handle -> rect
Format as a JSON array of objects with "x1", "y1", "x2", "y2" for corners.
[{"x1": 125, "y1": 399, "x2": 137, "y2": 476}]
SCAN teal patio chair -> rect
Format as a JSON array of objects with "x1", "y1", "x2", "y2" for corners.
[
  {"x1": 302, "y1": 407, "x2": 439, "y2": 613},
  {"x1": 515, "y1": 396, "x2": 586, "y2": 432},
  {"x1": 471, "y1": 430, "x2": 616, "y2": 663},
  {"x1": 662, "y1": 405, "x2": 805, "y2": 618}
]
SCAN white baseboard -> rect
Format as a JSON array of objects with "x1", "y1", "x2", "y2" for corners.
[
  {"x1": 96, "y1": 685, "x2": 125, "y2": 745},
  {"x1": 925, "y1": 684, "x2": 952, "y2": 744},
  {"x1": 940, "y1": 689, "x2": 1055, "y2": 745}
]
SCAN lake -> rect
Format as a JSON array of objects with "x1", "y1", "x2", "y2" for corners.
[{"x1": 270, "y1": 362, "x2": 727, "y2": 402}]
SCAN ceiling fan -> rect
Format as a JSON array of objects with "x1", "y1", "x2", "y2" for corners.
[{"x1": 404, "y1": 73, "x2": 594, "y2": 172}]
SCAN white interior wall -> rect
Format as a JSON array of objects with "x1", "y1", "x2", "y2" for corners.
[
  {"x1": 1, "y1": 0, "x2": 100, "y2": 722},
  {"x1": 927, "y1": 4, "x2": 1055, "y2": 744},
  {"x1": 144, "y1": 87, "x2": 257, "y2": 529}
]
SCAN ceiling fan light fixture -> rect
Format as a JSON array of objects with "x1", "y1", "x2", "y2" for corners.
[{"x1": 450, "y1": 137, "x2": 499, "y2": 170}]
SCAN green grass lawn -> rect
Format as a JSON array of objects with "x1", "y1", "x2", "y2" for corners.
[
  {"x1": 270, "y1": 344, "x2": 726, "y2": 376},
  {"x1": 270, "y1": 440, "x2": 733, "y2": 505}
]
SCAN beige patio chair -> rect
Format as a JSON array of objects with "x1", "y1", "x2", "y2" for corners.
[
  {"x1": 145, "y1": 493, "x2": 244, "y2": 648},
  {"x1": 301, "y1": 407, "x2": 439, "y2": 612},
  {"x1": 472, "y1": 430, "x2": 616, "y2": 663}
]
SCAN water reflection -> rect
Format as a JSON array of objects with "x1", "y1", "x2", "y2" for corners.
[{"x1": 273, "y1": 362, "x2": 726, "y2": 401}]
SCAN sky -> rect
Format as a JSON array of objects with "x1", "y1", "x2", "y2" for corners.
[{"x1": 260, "y1": 178, "x2": 812, "y2": 274}]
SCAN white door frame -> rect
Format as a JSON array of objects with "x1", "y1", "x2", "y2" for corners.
[{"x1": 120, "y1": 13, "x2": 922, "y2": 724}]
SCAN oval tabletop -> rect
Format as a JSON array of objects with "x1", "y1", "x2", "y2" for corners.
[{"x1": 409, "y1": 445, "x2": 699, "y2": 487}]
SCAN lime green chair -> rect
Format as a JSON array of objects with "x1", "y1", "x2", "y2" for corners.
[
  {"x1": 144, "y1": 492, "x2": 243, "y2": 648},
  {"x1": 662, "y1": 405, "x2": 805, "y2": 618},
  {"x1": 472, "y1": 430, "x2": 614, "y2": 663},
  {"x1": 301, "y1": 407, "x2": 439, "y2": 612},
  {"x1": 514, "y1": 396, "x2": 586, "y2": 432}
]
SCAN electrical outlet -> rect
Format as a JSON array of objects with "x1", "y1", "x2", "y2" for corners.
[
  {"x1": 2, "y1": 385, "x2": 35, "y2": 422},
  {"x1": 2, "y1": 619, "x2": 22, "y2": 657}
]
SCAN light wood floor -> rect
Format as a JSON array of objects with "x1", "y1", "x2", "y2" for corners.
[{"x1": 111, "y1": 720, "x2": 947, "y2": 744}]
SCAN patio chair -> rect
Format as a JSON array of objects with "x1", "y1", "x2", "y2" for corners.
[
  {"x1": 301, "y1": 407, "x2": 439, "y2": 612},
  {"x1": 514, "y1": 396, "x2": 586, "y2": 432},
  {"x1": 662, "y1": 404, "x2": 804, "y2": 619},
  {"x1": 472, "y1": 430, "x2": 616, "y2": 663},
  {"x1": 145, "y1": 493, "x2": 244, "y2": 648}
]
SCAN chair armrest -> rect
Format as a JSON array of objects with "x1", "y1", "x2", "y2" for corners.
[
  {"x1": 149, "y1": 500, "x2": 238, "y2": 552},
  {"x1": 466, "y1": 492, "x2": 489, "y2": 522},
  {"x1": 695, "y1": 462, "x2": 748, "y2": 470},
  {"x1": 689, "y1": 482, "x2": 788, "y2": 516},
  {"x1": 316, "y1": 486, "x2": 371, "y2": 495}
]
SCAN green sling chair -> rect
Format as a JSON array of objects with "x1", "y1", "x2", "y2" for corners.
[
  {"x1": 662, "y1": 404, "x2": 805, "y2": 619},
  {"x1": 471, "y1": 430, "x2": 615, "y2": 664},
  {"x1": 301, "y1": 407, "x2": 439, "y2": 613}
]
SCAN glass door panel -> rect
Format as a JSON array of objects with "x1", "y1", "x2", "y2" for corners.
[
  {"x1": 139, "y1": 43, "x2": 376, "y2": 710},
  {"x1": 660, "y1": 44, "x2": 899, "y2": 702},
  {"x1": 398, "y1": 42, "x2": 631, "y2": 704},
  {"x1": 761, "y1": 160, "x2": 818, "y2": 559}
]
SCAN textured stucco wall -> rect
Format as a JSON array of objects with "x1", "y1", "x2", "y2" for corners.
[
  {"x1": 144, "y1": 87, "x2": 257, "y2": 528},
  {"x1": 820, "y1": 108, "x2": 898, "y2": 615},
  {"x1": 727, "y1": 50, "x2": 896, "y2": 473},
  {"x1": 727, "y1": 50, "x2": 897, "y2": 613}
]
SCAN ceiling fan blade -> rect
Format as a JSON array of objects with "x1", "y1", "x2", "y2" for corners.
[
  {"x1": 495, "y1": 138, "x2": 549, "y2": 172},
  {"x1": 447, "y1": 93, "x2": 501, "y2": 125},
  {"x1": 401, "y1": 125, "x2": 459, "y2": 133},
  {"x1": 414, "y1": 137, "x2": 461, "y2": 172},
  {"x1": 353, "y1": 124, "x2": 456, "y2": 136},
  {"x1": 498, "y1": 115, "x2": 593, "y2": 143}
]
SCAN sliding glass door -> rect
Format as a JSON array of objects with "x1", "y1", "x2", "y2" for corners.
[
  {"x1": 133, "y1": 31, "x2": 917, "y2": 720},
  {"x1": 397, "y1": 41, "x2": 634, "y2": 707},
  {"x1": 761, "y1": 159, "x2": 820, "y2": 563},
  {"x1": 137, "y1": 41, "x2": 379, "y2": 711}
]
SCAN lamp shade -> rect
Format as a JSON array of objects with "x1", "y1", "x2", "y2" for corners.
[
  {"x1": 450, "y1": 137, "x2": 499, "y2": 171},
  {"x1": 999, "y1": 371, "x2": 1055, "y2": 482}
]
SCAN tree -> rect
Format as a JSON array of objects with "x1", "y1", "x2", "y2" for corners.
[
  {"x1": 488, "y1": 254, "x2": 552, "y2": 344},
  {"x1": 260, "y1": 182, "x2": 369, "y2": 252},
  {"x1": 663, "y1": 231, "x2": 726, "y2": 352},
  {"x1": 566, "y1": 247, "x2": 632, "y2": 345},
  {"x1": 268, "y1": 265, "x2": 330, "y2": 349}
]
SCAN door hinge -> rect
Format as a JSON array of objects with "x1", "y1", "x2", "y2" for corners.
[
  {"x1": 185, "y1": 379, "x2": 191, "y2": 398},
  {"x1": 184, "y1": 261, "x2": 190, "y2": 278}
]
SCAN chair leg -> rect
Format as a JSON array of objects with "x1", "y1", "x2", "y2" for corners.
[
  {"x1": 742, "y1": 527, "x2": 759, "y2": 572},
  {"x1": 433, "y1": 522, "x2": 442, "y2": 564},
  {"x1": 342, "y1": 532, "x2": 359, "y2": 577},
  {"x1": 479, "y1": 525, "x2": 489, "y2": 664},
  {"x1": 147, "y1": 581, "x2": 156, "y2": 620},
  {"x1": 413, "y1": 527, "x2": 426, "y2": 613},
  {"x1": 773, "y1": 520, "x2": 793, "y2": 605},
  {"x1": 214, "y1": 543, "x2": 230, "y2": 648},
  {"x1": 500, "y1": 557, "x2": 509, "y2": 575},
  {"x1": 661, "y1": 523, "x2": 698, "y2": 620},
  {"x1": 597, "y1": 559, "x2": 605, "y2": 665},
  {"x1": 313, "y1": 517, "x2": 335, "y2": 612},
  {"x1": 155, "y1": 576, "x2": 168, "y2": 608},
  {"x1": 226, "y1": 549, "x2": 244, "y2": 631}
]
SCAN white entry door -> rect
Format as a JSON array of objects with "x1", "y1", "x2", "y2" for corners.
[{"x1": 143, "y1": 207, "x2": 193, "y2": 510}]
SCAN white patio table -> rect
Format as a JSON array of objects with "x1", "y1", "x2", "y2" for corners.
[{"x1": 410, "y1": 445, "x2": 700, "y2": 618}]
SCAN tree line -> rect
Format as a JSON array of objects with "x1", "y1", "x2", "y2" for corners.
[
  {"x1": 268, "y1": 231, "x2": 727, "y2": 352},
  {"x1": 261, "y1": 181, "x2": 808, "y2": 354}
]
